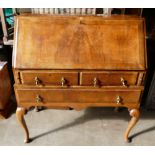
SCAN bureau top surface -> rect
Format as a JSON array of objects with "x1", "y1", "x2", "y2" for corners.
[{"x1": 13, "y1": 15, "x2": 147, "y2": 70}]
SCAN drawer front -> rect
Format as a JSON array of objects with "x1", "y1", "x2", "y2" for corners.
[
  {"x1": 15, "y1": 88, "x2": 142, "y2": 108},
  {"x1": 80, "y1": 72, "x2": 138, "y2": 86},
  {"x1": 20, "y1": 71, "x2": 78, "y2": 86}
]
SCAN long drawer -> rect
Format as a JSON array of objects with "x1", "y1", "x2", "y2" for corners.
[
  {"x1": 80, "y1": 71, "x2": 139, "y2": 86},
  {"x1": 15, "y1": 87, "x2": 143, "y2": 108},
  {"x1": 20, "y1": 71, "x2": 78, "y2": 86}
]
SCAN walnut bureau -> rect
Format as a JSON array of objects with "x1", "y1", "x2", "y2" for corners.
[{"x1": 12, "y1": 15, "x2": 147, "y2": 143}]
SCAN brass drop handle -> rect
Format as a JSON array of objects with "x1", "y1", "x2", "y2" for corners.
[
  {"x1": 61, "y1": 77, "x2": 66, "y2": 86},
  {"x1": 120, "y1": 77, "x2": 127, "y2": 86},
  {"x1": 36, "y1": 95, "x2": 42, "y2": 103},
  {"x1": 93, "y1": 77, "x2": 98, "y2": 87},
  {"x1": 116, "y1": 96, "x2": 122, "y2": 105},
  {"x1": 35, "y1": 76, "x2": 40, "y2": 85}
]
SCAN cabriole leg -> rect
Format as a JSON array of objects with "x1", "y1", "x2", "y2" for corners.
[
  {"x1": 16, "y1": 107, "x2": 30, "y2": 143},
  {"x1": 124, "y1": 108, "x2": 140, "y2": 142}
]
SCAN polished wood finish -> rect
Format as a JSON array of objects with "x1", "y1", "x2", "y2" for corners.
[
  {"x1": 13, "y1": 15, "x2": 146, "y2": 70},
  {"x1": 80, "y1": 71, "x2": 139, "y2": 86},
  {"x1": 13, "y1": 15, "x2": 147, "y2": 143},
  {"x1": 0, "y1": 62, "x2": 12, "y2": 119},
  {"x1": 15, "y1": 87, "x2": 143, "y2": 108},
  {"x1": 20, "y1": 71, "x2": 78, "y2": 86},
  {"x1": 124, "y1": 108, "x2": 140, "y2": 142},
  {"x1": 16, "y1": 107, "x2": 29, "y2": 143}
]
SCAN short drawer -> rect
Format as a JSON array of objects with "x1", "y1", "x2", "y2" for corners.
[
  {"x1": 80, "y1": 71, "x2": 139, "y2": 87},
  {"x1": 20, "y1": 71, "x2": 78, "y2": 86},
  {"x1": 15, "y1": 87, "x2": 142, "y2": 108}
]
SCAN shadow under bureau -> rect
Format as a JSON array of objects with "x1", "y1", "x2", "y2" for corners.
[{"x1": 12, "y1": 15, "x2": 147, "y2": 143}]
